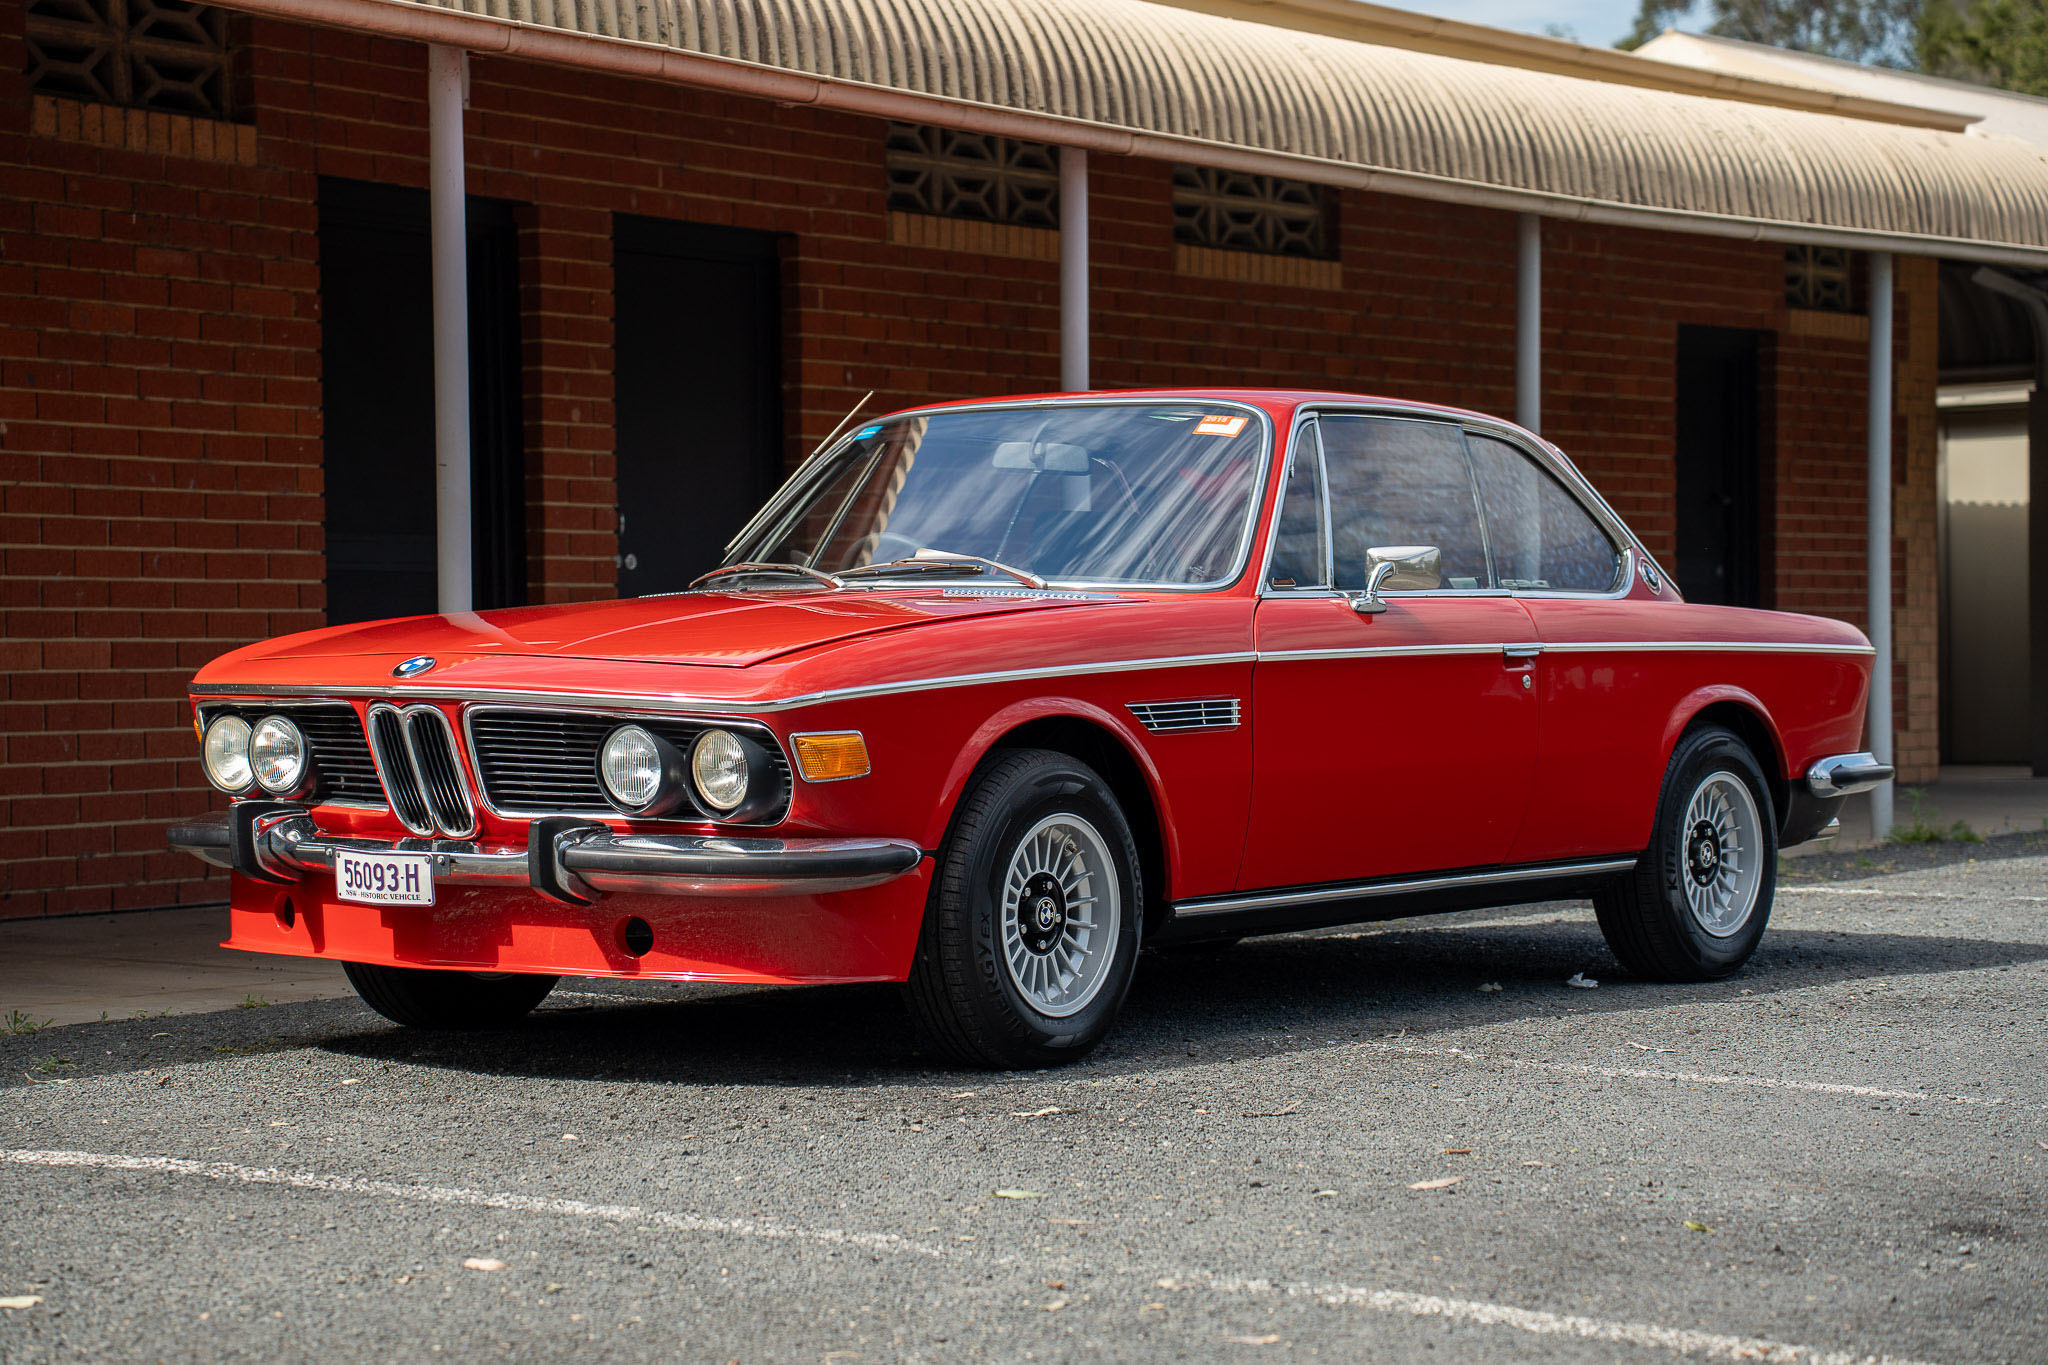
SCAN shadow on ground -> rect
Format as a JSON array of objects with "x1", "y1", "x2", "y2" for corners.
[{"x1": 8, "y1": 913, "x2": 2041, "y2": 1093}]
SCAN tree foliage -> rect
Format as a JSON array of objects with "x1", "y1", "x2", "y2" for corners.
[
  {"x1": 1618, "y1": 0, "x2": 1923, "y2": 67},
  {"x1": 1919, "y1": 0, "x2": 2048, "y2": 96}
]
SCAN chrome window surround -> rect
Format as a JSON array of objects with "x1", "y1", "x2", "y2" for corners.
[
  {"x1": 719, "y1": 396, "x2": 1279, "y2": 596},
  {"x1": 461, "y1": 703, "x2": 794, "y2": 826},
  {"x1": 365, "y1": 702, "x2": 477, "y2": 839},
  {"x1": 1255, "y1": 404, "x2": 1643, "y2": 604}
]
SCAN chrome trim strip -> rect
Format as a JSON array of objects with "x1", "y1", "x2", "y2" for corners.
[
  {"x1": 721, "y1": 395, "x2": 1279, "y2": 596},
  {"x1": 1257, "y1": 643, "x2": 1506, "y2": 663},
  {"x1": 1806, "y1": 751, "x2": 1895, "y2": 797},
  {"x1": 1174, "y1": 857, "x2": 1640, "y2": 917},
  {"x1": 193, "y1": 652, "x2": 1260, "y2": 715},
  {"x1": 1542, "y1": 641, "x2": 1877, "y2": 656}
]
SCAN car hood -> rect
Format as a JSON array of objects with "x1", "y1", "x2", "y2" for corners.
[{"x1": 229, "y1": 589, "x2": 1125, "y2": 670}]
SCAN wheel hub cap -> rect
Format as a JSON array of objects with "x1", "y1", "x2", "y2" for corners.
[
  {"x1": 998, "y1": 815, "x2": 1122, "y2": 1019},
  {"x1": 1677, "y1": 771, "x2": 1764, "y2": 939}
]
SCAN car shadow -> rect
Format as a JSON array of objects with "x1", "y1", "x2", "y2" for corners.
[
  {"x1": 8, "y1": 914, "x2": 2038, "y2": 1092},
  {"x1": 305, "y1": 913, "x2": 2046, "y2": 1089}
]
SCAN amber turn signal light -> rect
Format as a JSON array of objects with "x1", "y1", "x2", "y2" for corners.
[{"x1": 791, "y1": 731, "x2": 871, "y2": 782}]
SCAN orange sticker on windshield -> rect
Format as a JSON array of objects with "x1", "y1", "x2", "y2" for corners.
[{"x1": 1194, "y1": 414, "x2": 1247, "y2": 437}]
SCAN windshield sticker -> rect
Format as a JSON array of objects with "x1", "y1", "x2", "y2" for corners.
[
  {"x1": 853, "y1": 425, "x2": 882, "y2": 439},
  {"x1": 1194, "y1": 414, "x2": 1248, "y2": 437}
]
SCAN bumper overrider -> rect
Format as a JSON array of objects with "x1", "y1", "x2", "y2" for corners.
[{"x1": 168, "y1": 802, "x2": 926, "y2": 904}]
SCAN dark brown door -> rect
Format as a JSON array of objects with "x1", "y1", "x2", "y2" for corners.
[{"x1": 1674, "y1": 325, "x2": 1762, "y2": 607}]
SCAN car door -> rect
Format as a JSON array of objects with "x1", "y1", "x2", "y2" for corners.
[
  {"x1": 1461, "y1": 430, "x2": 1644, "y2": 863},
  {"x1": 1239, "y1": 413, "x2": 1540, "y2": 891}
]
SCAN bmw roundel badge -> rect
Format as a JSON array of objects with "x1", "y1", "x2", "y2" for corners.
[{"x1": 392, "y1": 655, "x2": 436, "y2": 678}]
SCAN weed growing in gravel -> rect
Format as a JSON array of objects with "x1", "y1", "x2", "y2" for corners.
[
  {"x1": 3, "y1": 1009, "x2": 51, "y2": 1036},
  {"x1": 1888, "y1": 790, "x2": 1984, "y2": 845},
  {"x1": 30, "y1": 1055, "x2": 70, "y2": 1074},
  {"x1": 236, "y1": 995, "x2": 272, "y2": 1009}
]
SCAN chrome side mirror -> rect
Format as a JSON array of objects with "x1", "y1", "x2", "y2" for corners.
[{"x1": 1351, "y1": 544, "x2": 1442, "y2": 614}]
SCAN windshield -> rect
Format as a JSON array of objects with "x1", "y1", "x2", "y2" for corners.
[{"x1": 732, "y1": 403, "x2": 1269, "y2": 587}]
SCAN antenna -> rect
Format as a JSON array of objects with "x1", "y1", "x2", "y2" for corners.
[{"x1": 808, "y1": 390, "x2": 876, "y2": 460}]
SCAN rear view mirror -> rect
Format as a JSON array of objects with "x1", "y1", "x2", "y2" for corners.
[
  {"x1": 1352, "y1": 544, "x2": 1442, "y2": 614},
  {"x1": 991, "y1": 442, "x2": 1091, "y2": 473}
]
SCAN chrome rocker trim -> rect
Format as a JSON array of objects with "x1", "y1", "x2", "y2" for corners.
[
  {"x1": 1173, "y1": 856, "x2": 1641, "y2": 918},
  {"x1": 167, "y1": 808, "x2": 925, "y2": 904},
  {"x1": 1805, "y1": 752, "x2": 1895, "y2": 798}
]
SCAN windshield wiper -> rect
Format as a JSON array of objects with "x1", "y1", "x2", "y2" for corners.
[
  {"x1": 689, "y1": 562, "x2": 845, "y2": 591},
  {"x1": 842, "y1": 554, "x2": 1049, "y2": 590}
]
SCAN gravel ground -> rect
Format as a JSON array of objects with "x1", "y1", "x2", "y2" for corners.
[{"x1": 2, "y1": 839, "x2": 2043, "y2": 1363}]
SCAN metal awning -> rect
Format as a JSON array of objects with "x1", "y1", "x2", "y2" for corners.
[{"x1": 238, "y1": 0, "x2": 2048, "y2": 263}]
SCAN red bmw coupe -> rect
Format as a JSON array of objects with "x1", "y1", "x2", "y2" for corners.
[{"x1": 172, "y1": 391, "x2": 1889, "y2": 1066}]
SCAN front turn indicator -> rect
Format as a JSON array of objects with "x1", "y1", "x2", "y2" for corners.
[{"x1": 792, "y1": 732, "x2": 871, "y2": 783}]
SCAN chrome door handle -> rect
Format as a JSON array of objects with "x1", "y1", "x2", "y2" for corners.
[{"x1": 1502, "y1": 644, "x2": 1544, "y2": 663}]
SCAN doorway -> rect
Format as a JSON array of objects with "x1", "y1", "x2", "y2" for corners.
[
  {"x1": 612, "y1": 216, "x2": 784, "y2": 595},
  {"x1": 318, "y1": 178, "x2": 527, "y2": 626},
  {"x1": 1673, "y1": 325, "x2": 1763, "y2": 607}
]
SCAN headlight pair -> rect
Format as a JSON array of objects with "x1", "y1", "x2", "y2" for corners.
[
  {"x1": 201, "y1": 714, "x2": 314, "y2": 797},
  {"x1": 598, "y1": 725, "x2": 778, "y2": 821}
]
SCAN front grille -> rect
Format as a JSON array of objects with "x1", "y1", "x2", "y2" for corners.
[
  {"x1": 198, "y1": 701, "x2": 384, "y2": 807},
  {"x1": 466, "y1": 708, "x2": 792, "y2": 823},
  {"x1": 1127, "y1": 698, "x2": 1241, "y2": 733},
  {"x1": 366, "y1": 703, "x2": 476, "y2": 837}
]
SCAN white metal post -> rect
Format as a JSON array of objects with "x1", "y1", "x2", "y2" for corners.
[
  {"x1": 1867, "y1": 251, "x2": 1894, "y2": 839},
  {"x1": 1516, "y1": 213, "x2": 1541, "y2": 434},
  {"x1": 1060, "y1": 146, "x2": 1089, "y2": 392},
  {"x1": 428, "y1": 44, "x2": 473, "y2": 615}
]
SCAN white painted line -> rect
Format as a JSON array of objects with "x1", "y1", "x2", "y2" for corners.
[
  {"x1": 1212, "y1": 1275, "x2": 1934, "y2": 1365},
  {"x1": 1780, "y1": 886, "x2": 2048, "y2": 903},
  {"x1": 0, "y1": 1149, "x2": 957, "y2": 1260},
  {"x1": 1363, "y1": 1043, "x2": 2008, "y2": 1107},
  {"x1": 3, "y1": 1148, "x2": 1928, "y2": 1363}
]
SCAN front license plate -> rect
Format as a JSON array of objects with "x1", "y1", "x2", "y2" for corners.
[{"x1": 334, "y1": 848, "x2": 435, "y2": 906}]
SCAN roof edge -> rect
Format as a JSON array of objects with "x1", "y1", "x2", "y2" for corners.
[
  {"x1": 1151, "y1": 0, "x2": 1977, "y2": 132},
  {"x1": 221, "y1": 0, "x2": 2048, "y2": 265}
]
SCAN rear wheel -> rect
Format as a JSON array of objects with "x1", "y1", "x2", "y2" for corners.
[
  {"x1": 1594, "y1": 725, "x2": 1777, "y2": 981},
  {"x1": 342, "y1": 962, "x2": 558, "y2": 1030},
  {"x1": 905, "y1": 748, "x2": 1143, "y2": 1068}
]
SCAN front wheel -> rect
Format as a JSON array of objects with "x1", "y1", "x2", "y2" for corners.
[
  {"x1": 905, "y1": 748, "x2": 1143, "y2": 1068},
  {"x1": 342, "y1": 962, "x2": 558, "y2": 1030},
  {"x1": 1594, "y1": 725, "x2": 1777, "y2": 981}
]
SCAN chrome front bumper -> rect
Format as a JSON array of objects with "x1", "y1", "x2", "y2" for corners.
[
  {"x1": 167, "y1": 806, "x2": 924, "y2": 904},
  {"x1": 1806, "y1": 752, "x2": 1895, "y2": 798}
]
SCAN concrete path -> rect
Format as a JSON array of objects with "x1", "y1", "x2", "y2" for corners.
[{"x1": 0, "y1": 908, "x2": 350, "y2": 1028}]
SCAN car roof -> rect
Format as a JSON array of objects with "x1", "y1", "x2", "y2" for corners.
[{"x1": 885, "y1": 388, "x2": 1524, "y2": 434}]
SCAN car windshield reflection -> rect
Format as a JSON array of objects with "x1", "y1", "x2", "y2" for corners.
[{"x1": 730, "y1": 403, "x2": 1268, "y2": 588}]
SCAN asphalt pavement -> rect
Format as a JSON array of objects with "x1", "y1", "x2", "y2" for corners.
[{"x1": 2, "y1": 836, "x2": 2044, "y2": 1362}]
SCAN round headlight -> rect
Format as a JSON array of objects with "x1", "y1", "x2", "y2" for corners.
[
  {"x1": 201, "y1": 715, "x2": 254, "y2": 793},
  {"x1": 249, "y1": 715, "x2": 309, "y2": 795},
  {"x1": 599, "y1": 724, "x2": 688, "y2": 815},
  {"x1": 690, "y1": 729, "x2": 752, "y2": 813}
]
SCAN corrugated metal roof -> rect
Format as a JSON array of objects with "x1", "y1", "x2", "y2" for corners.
[{"x1": 279, "y1": 0, "x2": 2048, "y2": 260}]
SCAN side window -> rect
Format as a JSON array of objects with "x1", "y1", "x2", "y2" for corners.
[
  {"x1": 1467, "y1": 434, "x2": 1623, "y2": 594},
  {"x1": 1317, "y1": 416, "x2": 1489, "y2": 591},
  {"x1": 1266, "y1": 419, "x2": 1329, "y2": 589}
]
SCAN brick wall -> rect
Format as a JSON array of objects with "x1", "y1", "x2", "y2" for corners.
[{"x1": 0, "y1": 8, "x2": 1940, "y2": 919}]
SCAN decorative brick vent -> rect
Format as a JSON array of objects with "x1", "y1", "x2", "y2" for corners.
[
  {"x1": 25, "y1": 0, "x2": 237, "y2": 118},
  {"x1": 1172, "y1": 166, "x2": 1334, "y2": 260},
  {"x1": 885, "y1": 124, "x2": 1060, "y2": 229}
]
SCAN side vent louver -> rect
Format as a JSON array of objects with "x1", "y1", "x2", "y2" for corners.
[
  {"x1": 366, "y1": 703, "x2": 477, "y2": 837},
  {"x1": 1127, "y1": 698, "x2": 1242, "y2": 733}
]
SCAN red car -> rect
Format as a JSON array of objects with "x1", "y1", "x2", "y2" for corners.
[{"x1": 172, "y1": 391, "x2": 1889, "y2": 1067}]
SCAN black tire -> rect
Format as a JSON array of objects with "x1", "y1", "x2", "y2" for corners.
[
  {"x1": 1594, "y1": 724, "x2": 1777, "y2": 982},
  {"x1": 342, "y1": 962, "x2": 558, "y2": 1030},
  {"x1": 904, "y1": 748, "x2": 1143, "y2": 1069}
]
